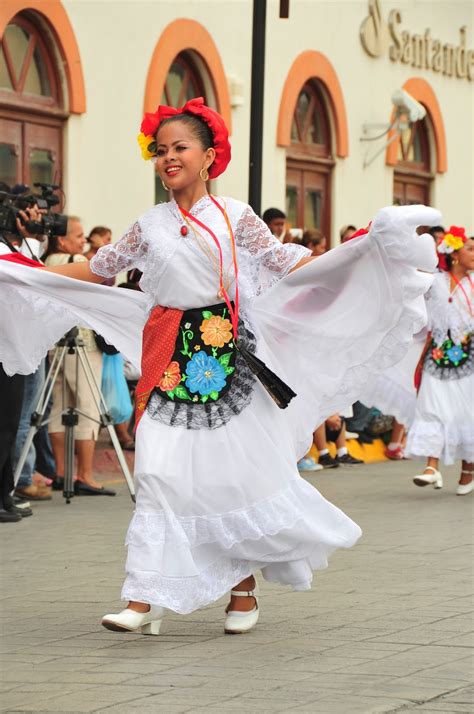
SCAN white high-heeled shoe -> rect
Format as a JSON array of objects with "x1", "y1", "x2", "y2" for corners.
[
  {"x1": 101, "y1": 605, "x2": 164, "y2": 635},
  {"x1": 456, "y1": 471, "x2": 473, "y2": 496},
  {"x1": 224, "y1": 584, "x2": 259, "y2": 634},
  {"x1": 413, "y1": 466, "x2": 443, "y2": 489}
]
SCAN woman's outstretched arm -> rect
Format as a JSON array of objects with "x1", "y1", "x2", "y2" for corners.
[{"x1": 42, "y1": 261, "x2": 104, "y2": 283}]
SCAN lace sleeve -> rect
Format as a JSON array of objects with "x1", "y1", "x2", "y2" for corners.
[
  {"x1": 90, "y1": 221, "x2": 148, "y2": 278},
  {"x1": 235, "y1": 205, "x2": 310, "y2": 293}
]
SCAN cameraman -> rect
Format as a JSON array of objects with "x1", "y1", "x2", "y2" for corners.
[
  {"x1": 0, "y1": 201, "x2": 45, "y2": 521},
  {"x1": 43, "y1": 218, "x2": 115, "y2": 496}
]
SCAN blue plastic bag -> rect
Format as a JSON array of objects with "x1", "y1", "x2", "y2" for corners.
[{"x1": 101, "y1": 353, "x2": 133, "y2": 424}]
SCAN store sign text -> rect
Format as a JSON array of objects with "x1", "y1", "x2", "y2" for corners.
[{"x1": 360, "y1": 0, "x2": 474, "y2": 81}]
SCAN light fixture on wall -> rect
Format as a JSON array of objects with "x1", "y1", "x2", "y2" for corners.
[
  {"x1": 227, "y1": 74, "x2": 244, "y2": 107},
  {"x1": 361, "y1": 89, "x2": 426, "y2": 168}
]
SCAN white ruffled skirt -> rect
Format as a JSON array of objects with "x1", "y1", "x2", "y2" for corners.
[
  {"x1": 0, "y1": 205, "x2": 439, "y2": 613},
  {"x1": 406, "y1": 372, "x2": 474, "y2": 465}
]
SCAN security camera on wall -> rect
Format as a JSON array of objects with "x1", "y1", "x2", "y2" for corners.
[{"x1": 391, "y1": 89, "x2": 426, "y2": 123}]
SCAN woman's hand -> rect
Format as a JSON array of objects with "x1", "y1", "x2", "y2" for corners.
[
  {"x1": 289, "y1": 256, "x2": 315, "y2": 273},
  {"x1": 16, "y1": 206, "x2": 46, "y2": 241}
]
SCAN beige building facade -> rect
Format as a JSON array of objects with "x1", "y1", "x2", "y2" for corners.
[{"x1": 1, "y1": 0, "x2": 473, "y2": 246}]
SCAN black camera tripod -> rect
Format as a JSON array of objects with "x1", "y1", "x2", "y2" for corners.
[{"x1": 13, "y1": 329, "x2": 135, "y2": 504}]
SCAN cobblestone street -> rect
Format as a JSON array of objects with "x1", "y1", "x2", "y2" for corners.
[{"x1": 1, "y1": 458, "x2": 473, "y2": 713}]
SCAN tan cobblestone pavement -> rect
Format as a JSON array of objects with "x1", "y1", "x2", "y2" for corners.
[{"x1": 1, "y1": 458, "x2": 473, "y2": 713}]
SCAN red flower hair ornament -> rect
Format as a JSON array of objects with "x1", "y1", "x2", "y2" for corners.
[
  {"x1": 436, "y1": 225, "x2": 467, "y2": 271},
  {"x1": 137, "y1": 97, "x2": 231, "y2": 179}
]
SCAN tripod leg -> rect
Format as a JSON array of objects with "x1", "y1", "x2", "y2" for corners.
[
  {"x1": 13, "y1": 346, "x2": 68, "y2": 489},
  {"x1": 75, "y1": 347, "x2": 136, "y2": 502},
  {"x1": 63, "y1": 409, "x2": 77, "y2": 503}
]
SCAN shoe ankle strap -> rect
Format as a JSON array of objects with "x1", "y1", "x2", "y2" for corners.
[{"x1": 230, "y1": 589, "x2": 256, "y2": 597}]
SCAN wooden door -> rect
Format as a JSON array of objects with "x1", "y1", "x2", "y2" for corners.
[
  {"x1": 23, "y1": 122, "x2": 61, "y2": 186},
  {"x1": 394, "y1": 174, "x2": 430, "y2": 206},
  {"x1": 286, "y1": 162, "x2": 331, "y2": 240},
  {"x1": 303, "y1": 169, "x2": 328, "y2": 234},
  {"x1": 0, "y1": 117, "x2": 22, "y2": 186}
]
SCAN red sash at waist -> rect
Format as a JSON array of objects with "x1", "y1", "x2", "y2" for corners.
[{"x1": 135, "y1": 305, "x2": 183, "y2": 427}]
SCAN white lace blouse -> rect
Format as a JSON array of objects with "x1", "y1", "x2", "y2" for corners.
[
  {"x1": 426, "y1": 271, "x2": 474, "y2": 345},
  {"x1": 90, "y1": 196, "x2": 310, "y2": 311}
]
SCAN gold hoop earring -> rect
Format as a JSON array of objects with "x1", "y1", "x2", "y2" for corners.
[
  {"x1": 161, "y1": 179, "x2": 169, "y2": 191},
  {"x1": 200, "y1": 167, "x2": 209, "y2": 182}
]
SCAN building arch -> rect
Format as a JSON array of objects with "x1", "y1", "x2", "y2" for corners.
[
  {"x1": 277, "y1": 50, "x2": 348, "y2": 158},
  {"x1": 386, "y1": 77, "x2": 447, "y2": 173},
  {"x1": 0, "y1": 0, "x2": 86, "y2": 113},
  {"x1": 143, "y1": 18, "x2": 231, "y2": 132}
]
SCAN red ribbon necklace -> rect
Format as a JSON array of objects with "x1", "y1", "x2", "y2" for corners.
[
  {"x1": 179, "y1": 195, "x2": 240, "y2": 340},
  {"x1": 449, "y1": 272, "x2": 473, "y2": 317}
]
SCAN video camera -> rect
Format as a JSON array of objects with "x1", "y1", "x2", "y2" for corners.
[{"x1": 0, "y1": 182, "x2": 67, "y2": 238}]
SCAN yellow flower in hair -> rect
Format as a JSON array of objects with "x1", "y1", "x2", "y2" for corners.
[
  {"x1": 137, "y1": 133, "x2": 156, "y2": 161},
  {"x1": 444, "y1": 233, "x2": 464, "y2": 251}
]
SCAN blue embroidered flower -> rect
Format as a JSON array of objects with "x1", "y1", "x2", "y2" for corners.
[
  {"x1": 185, "y1": 351, "x2": 227, "y2": 396},
  {"x1": 446, "y1": 344, "x2": 465, "y2": 365}
]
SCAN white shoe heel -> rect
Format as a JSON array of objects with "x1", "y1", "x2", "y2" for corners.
[
  {"x1": 224, "y1": 583, "x2": 259, "y2": 634},
  {"x1": 413, "y1": 466, "x2": 443, "y2": 489},
  {"x1": 141, "y1": 619, "x2": 163, "y2": 635},
  {"x1": 101, "y1": 605, "x2": 164, "y2": 634},
  {"x1": 456, "y1": 471, "x2": 473, "y2": 496}
]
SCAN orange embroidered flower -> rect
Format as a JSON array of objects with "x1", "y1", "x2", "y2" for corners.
[
  {"x1": 431, "y1": 347, "x2": 444, "y2": 361},
  {"x1": 200, "y1": 315, "x2": 233, "y2": 348},
  {"x1": 158, "y1": 361, "x2": 181, "y2": 391}
]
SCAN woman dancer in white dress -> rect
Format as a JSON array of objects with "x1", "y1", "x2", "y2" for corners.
[
  {"x1": 408, "y1": 228, "x2": 474, "y2": 495},
  {"x1": 0, "y1": 99, "x2": 440, "y2": 634}
]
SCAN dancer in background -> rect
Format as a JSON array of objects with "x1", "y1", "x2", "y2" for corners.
[
  {"x1": 0, "y1": 98, "x2": 439, "y2": 635},
  {"x1": 408, "y1": 228, "x2": 474, "y2": 494}
]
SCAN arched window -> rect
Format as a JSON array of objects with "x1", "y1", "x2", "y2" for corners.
[
  {"x1": 0, "y1": 14, "x2": 64, "y2": 189},
  {"x1": 286, "y1": 81, "x2": 334, "y2": 242},
  {"x1": 393, "y1": 119, "x2": 433, "y2": 206},
  {"x1": 155, "y1": 52, "x2": 207, "y2": 204}
]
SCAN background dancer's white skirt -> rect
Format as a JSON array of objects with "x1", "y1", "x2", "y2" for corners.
[
  {"x1": 358, "y1": 333, "x2": 426, "y2": 428},
  {"x1": 0, "y1": 205, "x2": 440, "y2": 613},
  {"x1": 406, "y1": 373, "x2": 474, "y2": 465}
]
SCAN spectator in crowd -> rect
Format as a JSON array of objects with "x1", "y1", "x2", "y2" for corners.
[
  {"x1": 302, "y1": 228, "x2": 327, "y2": 256},
  {"x1": 84, "y1": 225, "x2": 112, "y2": 260},
  {"x1": 84, "y1": 226, "x2": 114, "y2": 286},
  {"x1": 262, "y1": 207, "x2": 286, "y2": 241},
  {"x1": 428, "y1": 226, "x2": 445, "y2": 244},
  {"x1": 284, "y1": 228, "x2": 303, "y2": 244},
  {"x1": 314, "y1": 417, "x2": 364, "y2": 469},
  {"x1": 340, "y1": 224, "x2": 357, "y2": 243},
  {"x1": 43, "y1": 217, "x2": 115, "y2": 496},
  {"x1": 0, "y1": 365, "x2": 30, "y2": 521},
  {"x1": 13, "y1": 361, "x2": 53, "y2": 501},
  {"x1": 0, "y1": 203, "x2": 43, "y2": 520},
  {"x1": 298, "y1": 415, "x2": 364, "y2": 471}
]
